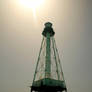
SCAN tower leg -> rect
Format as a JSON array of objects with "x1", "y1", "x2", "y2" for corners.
[
  {"x1": 30, "y1": 90, "x2": 32, "y2": 92},
  {"x1": 30, "y1": 89, "x2": 32, "y2": 92}
]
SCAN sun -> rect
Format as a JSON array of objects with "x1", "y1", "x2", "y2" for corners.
[
  {"x1": 19, "y1": 0, "x2": 45, "y2": 21},
  {"x1": 19, "y1": 0, "x2": 45, "y2": 9}
]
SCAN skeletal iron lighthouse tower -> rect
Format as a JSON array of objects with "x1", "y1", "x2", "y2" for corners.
[{"x1": 31, "y1": 22, "x2": 67, "y2": 92}]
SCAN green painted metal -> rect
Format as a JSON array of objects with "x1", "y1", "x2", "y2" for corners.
[
  {"x1": 31, "y1": 22, "x2": 67, "y2": 92},
  {"x1": 32, "y1": 78, "x2": 66, "y2": 88},
  {"x1": 53, "y1": 38, "x2": 65, "y2": 81},
  {"x1": 52, "y1": 37, "x2": 60, "y2": 80},
  {"x1": 33, "y1": 38, "x2": 44, "y2": 83},
  {"x1": 42, "y1": 22, "x2": 55, "y2": 37},
  {"x1": 45, "y1": 32, "x2": 51, "y2": 78}
]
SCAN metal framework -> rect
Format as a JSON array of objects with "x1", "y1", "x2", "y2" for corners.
[{"x1": 31, "y1": 22, "x2": 67, "y2": 92}]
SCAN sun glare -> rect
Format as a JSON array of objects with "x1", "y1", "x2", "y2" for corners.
[
  {"x1": 19, "y1": 0, "x2": 45, "y2": 22},
  {"x1": 20, "y1": 0, "x2": 45, "y2": 9}
]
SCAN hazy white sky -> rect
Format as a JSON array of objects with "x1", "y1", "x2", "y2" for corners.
[{"x1": 0, "y1": 0, "x2": 92, "y2": 92}]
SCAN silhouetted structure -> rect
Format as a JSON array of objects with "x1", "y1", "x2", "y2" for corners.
[{"x1": 31, "y1": 22, "x2": 67, "y2": 92}]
